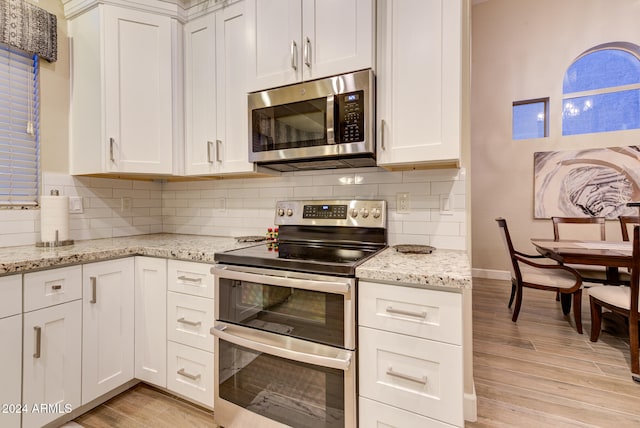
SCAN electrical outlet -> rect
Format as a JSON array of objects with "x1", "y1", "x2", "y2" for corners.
[
  {"x1": 121, "y1": 197, "x2": 132, "y2": 212},
  {"x1": 397, "y1": 192, "x2": 410, "y2": 213}
]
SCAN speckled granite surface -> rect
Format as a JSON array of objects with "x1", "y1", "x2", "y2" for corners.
[
  {"x1": 0, "y1": 234, "x2": 250, "y2": 275},
  {"x1": 356, "y1": 247, "x2": 472, "y2": 290},
  {"x1": 0, "y1": 235, "x2": 472, "y2": 291}
]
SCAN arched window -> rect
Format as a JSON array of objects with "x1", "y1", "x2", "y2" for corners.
[{"x1": 563, "y1": 42, "x2": 640, "y2": 135}]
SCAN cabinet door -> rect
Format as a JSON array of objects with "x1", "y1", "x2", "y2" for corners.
[
  {"x1": 246, "y1": 0, "x2": 302, "y2": 91},
  {"x1": 301, "y1": 0, "x2": 373, "y2": 81},
  {"x1": 184, "y1": 13, "x2": 218, "y2": 176},
  {"x1": 82, "y1": 258, "x2": 135, "y2": 404},
  {"x1": 104, "y1": 5, "x2": 173, "y2": 174},
  {"x1": 134, "y1": 257, "x2": 167, "y2": 387},
  {"x1": 0, "y1": 315, "x2": 22, "y2": 428},
  {"x1": 23, "y1": 301, "x2": 82, "y2": 428},
  {"x1": 216, "y1": 0, "x2": 255, "y2": 174},
  {"x1": 376, "y1": 0, "x2": 462, "y2": 167}
]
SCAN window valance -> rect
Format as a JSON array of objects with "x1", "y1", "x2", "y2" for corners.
[{"x1": 0, "y1": 0, "x2": 57, "y2": 62}]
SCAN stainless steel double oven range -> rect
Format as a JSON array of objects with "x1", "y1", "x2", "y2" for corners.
[{"x1": 211, "y1": 199, "x2": 387, "y2": 427}]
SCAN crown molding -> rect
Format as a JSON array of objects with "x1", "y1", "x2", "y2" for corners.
[{"x1": 62, "y1": 0, "x2": 187, "y2": 21}]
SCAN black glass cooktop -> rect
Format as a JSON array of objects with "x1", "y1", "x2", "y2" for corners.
[{"x1": 215, "y1": 241, "x2": 384, "y2": 277}]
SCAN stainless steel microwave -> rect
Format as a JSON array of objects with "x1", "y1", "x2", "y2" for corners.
[{"x1": 248, "y1": 69, "x2": 375, "y2": 171}]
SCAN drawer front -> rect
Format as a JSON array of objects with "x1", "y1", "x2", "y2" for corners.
[
  {"x1": 0, "y1": 275, "x2": 22, "y2": 318},
  {"x1": 359, "y1": 327, "x2": 463, "y2": 426},
  {"x1": 168, "y1": 260, "x2": 214, "y2": 298},
  {"x1": 359, "y1": 397, "x2": 457, "y2": 428},
  {"x1": 167, "y1": 341, "x2": 214, "y2": 408},
  {"x1": 168, "y1": 291, "x2": 214, "y2": 352},
  {"x1": 359, "y1": 281, "x2": 462, "y2": 345},
  {"x1": 24, "y1": 265, "x2": 82, "y2": 312}
]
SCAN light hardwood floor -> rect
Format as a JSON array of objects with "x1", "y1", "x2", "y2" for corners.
[{"x1": 68, "y1": 277, "x2": 640, "y2": 427}]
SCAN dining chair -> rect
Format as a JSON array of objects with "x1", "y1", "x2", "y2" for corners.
[
  {"x1": 619, "y1": 216, "x2": 640, "y2": 241},
  {"x1": 551, "y1": 216, "x2": 609, "y2": 285},
  {"x1": 496, "y1": 218, "x2": 583, "y2": 333},
  {"x1": 588, "y1": 225, "x2": 640, "y2": 382}
]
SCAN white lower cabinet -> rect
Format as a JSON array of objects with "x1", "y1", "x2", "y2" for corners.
[
  {"x1": 167, "y1": 341, "x2": 214, "y2": 408},
  {"x1": 166, "y1": 260, "x2": 215, "y2": 408},
  {"x1": 0, "y1": 274, "x2": 21, "y2": 428},
  {"x1": 22, "y1": 266, "x2": 83, "y2": 428},
  {"x1": 358, "y1": 281, "x2": 464, "y2": 427},
  {"x1": 82, "y1": 258, "x2": 135, "y2": 404},
  {"x1": 134, "y1": 257, "x2": 167, "y2": 388}
]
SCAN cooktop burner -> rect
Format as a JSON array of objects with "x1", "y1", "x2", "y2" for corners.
[{"x1": 215, "y1": 199, "x2": 387, "y2": 277}]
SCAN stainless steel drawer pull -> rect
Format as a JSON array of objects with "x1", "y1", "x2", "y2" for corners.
[
  {"x1": 207, "y1": 140, "x2": 214, "y2": 163},
  {"x1": 216, "y1": 140, "x2": 222, "y2": 162},
  {"x1": 290, "y1": 40, "x2": 298, "y2": 71},
  {"x1": 177, "y1": 317, "x2": 202, "y2": 327},
  {"x1": 51, "y1": 284, "x2": 62, "y2": 290},
  {"x1": 177, "y1": 368, "x2": 201, "y2": 381},
  {"x1": 109, "y1": 137, "x2": 115, "y2": 162},
  {"x1": 33, "y1": 326, "x2": 42, "y2": 359},
  {"x1": 304, "y1": 37, "x2": 311, "y2": 67},
  {"x1": 386, "y1": 306, "x2": 427, "y2": 319},
  {"x1": 380, "y1": 119, "x2": 386, "y2": 150},
  {"x1": 386, "y1": 367, "x2": 427, "y2": 385},
  {"x1": 177, "y1": 275, "x2": 202, "y2": 284},
  {"x1": 90, "y1": 276, "x2": 97, "y2": 304}
]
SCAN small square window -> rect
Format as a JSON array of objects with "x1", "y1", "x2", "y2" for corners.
[{"x1": 513, "y1": 98, "x2": 549, "y2": 140}]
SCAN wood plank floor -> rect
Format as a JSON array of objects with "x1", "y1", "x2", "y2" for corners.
[
  {"x1": 467, "y1": 278, "x2": 640, "y2": 428},
  {"x1": 68, "y1": 277, "x2": 640, "y2": 427}
]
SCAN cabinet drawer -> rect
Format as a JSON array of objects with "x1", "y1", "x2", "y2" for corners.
[
  {"x1": 359, "y1": 327, "x2": 463, "y2": 426},
  {"x1": 359, "y1": 281, "x2": 462, "y2": 345},
  {"x1": 168, "y1": 291, "x2": 214, "y2": 352},
  {"x1": 359, "y1": 396, "x2": 457, "y2": 428},
  {"x1": 167, "y1": 341, "x2": 214, "y2": 408},
  {"x1": 24, "y1": 265, "x2": 82, "y2": 312},
  {"x1": 0, "y1": 275, "x2": 21, "y2": 318},
  {"x1": 168, "y1": 260, "x2": 214, "y2": 298}
]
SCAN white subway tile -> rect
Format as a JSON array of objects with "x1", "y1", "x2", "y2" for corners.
[
  {"x1": 431, "y1": 180, "x2": 466, "y2": 196},
  {"x1": 430, "y1": 235, "x2": 466, "y2": 251}
]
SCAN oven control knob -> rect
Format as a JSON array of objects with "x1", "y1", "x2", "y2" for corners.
[
  {"x1": 360, "y1": 208, "x2": 369, "y2": 218},
  {"x1": 286, "y1": 208, "x2": 293, "y2": 217},
  {"x1": 350, "y1": 208, "x2": 358, "y2": 218},
  {"x1": 372, "y1": 208, "x2": 381, "y2": 218},
  {"x1": 277, "y1": 208, "x2": 285, "y2": 216}
]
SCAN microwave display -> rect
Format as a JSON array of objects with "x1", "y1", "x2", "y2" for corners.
[{"x1": 337, "y1": 91, "x2": 364, "y2": 143}]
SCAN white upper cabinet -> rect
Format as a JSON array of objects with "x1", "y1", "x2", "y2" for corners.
[
  {"x1": 69, "y1": 4, "x2": 178, "y2": 175},
  {"x1": 246, "y1": 0, "x2": 374, "y2": 92},
  {"x1": 184, "y1": 1, "x2": 255, "y2": 176},
  {"x1": 376, "y1": 0, "x2": 463, "y2": 168}
]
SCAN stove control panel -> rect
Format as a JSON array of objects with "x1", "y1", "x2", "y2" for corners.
[{"x1": 275, "y1": 200, "x2": 386, "y2": 228}]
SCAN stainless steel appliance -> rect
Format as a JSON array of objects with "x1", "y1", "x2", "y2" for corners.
[
  {"x1": 211, "y1": 199, "x2": 387, "y2": 428},
  {"x1": 248, "y1": 70, "x2": 375, "y2": 171}
]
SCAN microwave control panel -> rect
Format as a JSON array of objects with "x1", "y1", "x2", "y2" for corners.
[{"x1": 337, "y1": 91, "x2": 365, "y2": 143}]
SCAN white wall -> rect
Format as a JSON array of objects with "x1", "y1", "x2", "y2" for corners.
[
  {"x1": 163, "y1": 167, "x2": 467, "y2": 248},
  {"x1": 471, "y1": 0, "x2": 640, "y2": 274}
]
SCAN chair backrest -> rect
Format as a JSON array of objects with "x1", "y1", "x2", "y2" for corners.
[
  {"x1": 630, "y1": 226, "x2": 640, "y2": 315},
  {"x1": 619, "y1": 216, "x2": 640, "y2": 241},
  {"x1": 552, "y1": 216, "x2": 606, "y2": 241},
  {"x1": 496, "y1": 218, "x2": 518, "y2": 280}
]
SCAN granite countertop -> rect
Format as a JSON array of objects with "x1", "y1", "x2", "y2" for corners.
[
  {"x1": 0, "y1": 234, "x2": 472, "y2": 291},
  {"x1": 356, "y1": 246, "x2": 472, "y2": 290},
  {"x1": 0, "y1": 233, "x2": 249, "y2": 275}
]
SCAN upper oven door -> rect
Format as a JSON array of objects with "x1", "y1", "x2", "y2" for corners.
[
  {"x1": 248, "y1": 69, "x2": 373, "y2": 164},
  {"x1": 213, "y1": 264, "x2": 356, "y2": 349}
]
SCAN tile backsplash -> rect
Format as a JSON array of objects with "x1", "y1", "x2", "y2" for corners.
[{"x1": 0, "y1": 167, "x2": 466, "y2": 250}]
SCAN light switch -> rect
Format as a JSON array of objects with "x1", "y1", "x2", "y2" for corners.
[{"x1": 69, "y1": 196, "x2": 83, "y2": 214}]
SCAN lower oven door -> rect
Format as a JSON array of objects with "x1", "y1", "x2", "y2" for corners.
[{"x1": 211, "y1": 322, "x2": 356, "y2": 428}]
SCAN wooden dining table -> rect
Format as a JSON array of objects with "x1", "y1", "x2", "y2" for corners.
[{"x1": 530, "y1": 239, "x2": 633, "y2": 283}]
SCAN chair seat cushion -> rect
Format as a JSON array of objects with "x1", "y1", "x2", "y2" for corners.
[
  {"x1": 588, "y1": 285, "x2": 640, "y2": 311},
  {"x1": 520, "y1": 264, "x2": 580, "y2": 289}
]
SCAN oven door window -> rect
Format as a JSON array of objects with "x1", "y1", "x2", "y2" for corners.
[
  {"x1": 252, "y1": 98, "x2": 327, "y2": 152},
  {"x1": 218, "y1": 278, "x2": 345, "y2": 348},
  {"x1": 219, "y1": 339, "x2": 345, "y2": 428}
]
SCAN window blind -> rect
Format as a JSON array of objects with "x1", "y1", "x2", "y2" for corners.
[{"x1": 0, "y1": 44, "x2": 39, "y2": 206}]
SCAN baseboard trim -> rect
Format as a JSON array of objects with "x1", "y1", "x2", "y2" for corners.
[
  {"x1": 472, "y1": 268, "x2": 510, "y2": 281},
  {"x1": 464, "y1": 382, "x2": 478, "y2": 422}
]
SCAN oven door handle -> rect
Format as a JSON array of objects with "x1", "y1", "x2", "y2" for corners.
[
  {"x1": 211, "y1": 322, "x2": 352, "y2": 371},
  {"x1": 211, "y1": 266, "x2": 351, "y2": 295}
]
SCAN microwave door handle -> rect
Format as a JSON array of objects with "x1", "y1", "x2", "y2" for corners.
[
  {"x1": 211, "y1": 323, "x2": 352, "y2": 371},
  {"x1": 327, "y1": 94, "x2": 335, "y2": 144}
]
